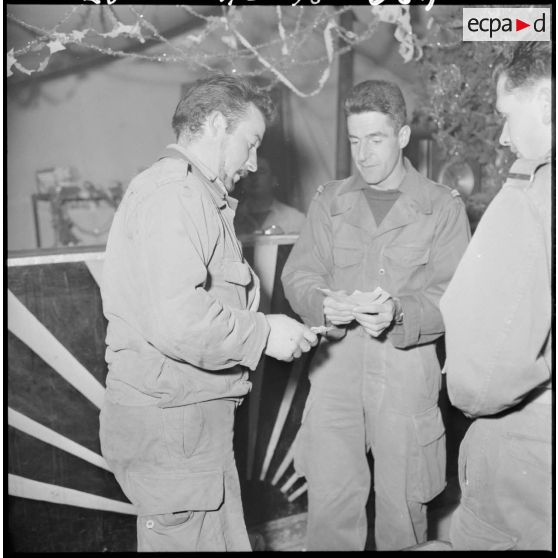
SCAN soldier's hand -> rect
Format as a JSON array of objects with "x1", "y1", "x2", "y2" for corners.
[
  {"x1": 321, "y1": 289, "x2": 355, "y2": 325},
  {"x1": 264, "y1": 314, "x2": 319, "y2": 362},
  {"x1": 353, "y1": 299, "x2": 395, "y2": 337}
]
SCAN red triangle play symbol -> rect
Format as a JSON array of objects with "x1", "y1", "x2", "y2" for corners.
[{"x1": 516, "y1": 18, "x2": 530, "y2": 31}]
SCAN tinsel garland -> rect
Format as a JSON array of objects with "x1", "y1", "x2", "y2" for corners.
[{"x1": 7, "y1": 4, "x2": 421, "y2": 97}]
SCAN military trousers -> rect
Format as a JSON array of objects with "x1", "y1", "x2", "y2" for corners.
[
  {"x1": 449, "y1": 394, "x2": 552, "y2": 550},
  {"x1": 294, "y1": 329, "x2": 446, "y2": 550},
  {"x1": 99, "y1": 396, "x2": 251, "y2": 552}
]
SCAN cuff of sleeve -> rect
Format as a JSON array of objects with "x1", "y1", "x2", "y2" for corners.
[
  {"x1": 241, "y1": 311, "x2": 271, "y2": 371},
  {"x1": 388, "y1": 295, "x2": 421, "y2": 348}
]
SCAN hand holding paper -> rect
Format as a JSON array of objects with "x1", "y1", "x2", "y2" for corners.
[
  {"x1": 350, "y1": 287, "x2": 391, "y2": 306},
  {"x1": 316, "y1": 286, "x2": 396, "y2": 337},
  {"x1": 353, "y1": 296, "x2": 396, "y2": 338},
  {"x1": 319, "y1": 288, "x2": 356, "y2": 325}
]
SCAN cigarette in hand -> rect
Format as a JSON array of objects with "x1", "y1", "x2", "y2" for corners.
[{"x1": 310, "y1": 325, "x2": 334, "y2": 334}]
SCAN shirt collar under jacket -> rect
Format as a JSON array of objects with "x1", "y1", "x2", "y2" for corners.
[
  {"x1": 161, "y1": 143, "x2": 237, "y2": 211},
  {"x1": 338, "y1": 157, "x2": 433, "y2": 215}
]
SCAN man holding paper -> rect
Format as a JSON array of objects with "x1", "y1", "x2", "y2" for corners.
[{"x1": 281, "y1": 79, "x2": 470, "y2": 550}]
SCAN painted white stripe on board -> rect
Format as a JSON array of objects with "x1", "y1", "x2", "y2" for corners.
[
  {"x1": 280, "y1": 471, "x2": 301, "y2": 494},
  {"x1": 7, "y1": 250, "x2": 105, "y2": 267},
  {"x1": 8, "y1": 408, "x2": 110, "y2": 471},
  {"x1": 246, "y1": 242, "x2": 279, "y2": 480},
  {"x1": 287, "y1": 482, "x2": 307, "y2": 502},
  {"x1": 271, "y1": 444, "x2": 295, "y2": 486},
  {"x1": 260, "y1": 356, "x2": 305, "y2": 481},
  {"x1": 7, "y1": 290, "x2": 105, "y2": 409},
  {"x1": 8, "y1": 474, "x2": 136, "y2": 515}
]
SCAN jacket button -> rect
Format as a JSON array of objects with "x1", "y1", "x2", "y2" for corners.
[
  {"x1": 146, "y1": 520, "x2": 154, "y2": 529},
  {"x1": 378, "y1": 268, "x2": 385, "y2": 275}
]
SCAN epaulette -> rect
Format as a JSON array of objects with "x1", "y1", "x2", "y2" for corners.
[{"x1": 504, "y1": 158, "x2": 550, "y2": 190}]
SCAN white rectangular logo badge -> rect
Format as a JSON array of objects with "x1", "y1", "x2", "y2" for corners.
[{"x1": 463, "y1": 7, "x2": 551, "y2": 41}]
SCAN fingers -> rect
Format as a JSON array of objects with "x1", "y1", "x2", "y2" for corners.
[
  {"x1": 292, "y1": 346, "x2": 302, "y2": 359},
  {"x1": 323, "y1": 297, "x2": 354, "y2": 325},
  {"x1": 301, "y1": 328, "x2": 319, "y2": 346},
  {"x1": 326, "y1": 313, "x2": 353, "y2": 325},
  {"x1": 324, "y1": 296, "x2": 354, "y2": 312},
  {"x1": 298, "y1": 338, "x2": 318, "y2": 353},
  {"x1": 363, "y1": 325, "x2": 386, "y2": 337},
  {"x1": 262, "y1": 314, "x2": 320, "y2": 362},
  {"x1": 352, "y1": 303, "x2": 384, "y2": 314},
  {"x1": 290, "y1": 325, "x2": 318, "y2": 355},
  {"x1": 354, "y1": 311, "x2": 392, "y2": 337},
  {"x1": 354, "y1": 299, "x2": 395, "y2": 316}
]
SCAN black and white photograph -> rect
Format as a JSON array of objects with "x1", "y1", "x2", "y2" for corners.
[{"x1": 6, "y1": 1, "x2": 554, "y2": 552}]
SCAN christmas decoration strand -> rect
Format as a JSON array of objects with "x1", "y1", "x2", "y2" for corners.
[{"x1": 7, "y1": 5, "x2": 421, "y2": 97}]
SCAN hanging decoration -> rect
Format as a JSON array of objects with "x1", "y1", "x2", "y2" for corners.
[
  {"x1": 6, "y1": 4, "x2": 423, "y2": 97},
  {"x1": 371, "y1": 5, "x2": 417, "y2": 62},
  {"x1": 413, "y1": 7, "x2": 517, "y2": 228}
]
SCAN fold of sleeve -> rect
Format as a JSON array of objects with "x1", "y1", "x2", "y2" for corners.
[
  {"x1": 441, "y1": 185, "x2": 551, "y2": 418},
  {"x1": 281, "y1": 193, "x2": 332, "y2": 327},
  {"x1": 137, "y1": 181, "x2": 270, "y2": 371},
  {"x1": 389, "y1": 197, "x2": 471, "y2": 349}
]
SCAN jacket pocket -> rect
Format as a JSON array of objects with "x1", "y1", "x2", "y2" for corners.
[
  {"x1": 407, "y1": 405, "x2": 446, "y2": 503},
  {"x1": 161, "y1": 404, "x2": 204, "y2": 459},
  {"x1": 127, "y1": 469, "x2": 224, "y2": 516},
  {"x1": 332, "y1": 246, "x2": 363, "y2": 268},
  {"x1": 383, "y1": 245, "x2": 430, "y2": 267},
  {"x1": 222, "y1": 259, "x2": 252, "y2": 286}
]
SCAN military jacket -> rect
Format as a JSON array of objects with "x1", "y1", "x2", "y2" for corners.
[
  {"x1": 101, "y1": 144, "x2": 269, "y2": 407},
  {"x1": 282, "y1": 158, "x2": 471, "y2": 349}
]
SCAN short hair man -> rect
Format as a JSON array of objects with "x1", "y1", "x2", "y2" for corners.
[
  {"x1": 99, "y1": 75, "x2": 317, "y2": 552},
  {"x1": 281, "y1": 80, "x2": 470, "y2": 550},
  {"x1": 440, "y1": 41, "x2": 552, "y2": 550}
]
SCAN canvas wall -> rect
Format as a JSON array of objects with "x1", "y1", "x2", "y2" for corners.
[{"x1": 7, "y1": 38, "x2": 418, "y2": 252}]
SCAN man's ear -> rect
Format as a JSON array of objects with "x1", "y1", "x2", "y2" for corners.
[
  {"x1": 398, "y1": 124, "x2": 411, "y2": 149},
  {"x1": 537, "y1": 83, "x2": 552, "y2": 126},
  {"x1": 206, "y1": 110, "x2": 228, "y2": 137}
]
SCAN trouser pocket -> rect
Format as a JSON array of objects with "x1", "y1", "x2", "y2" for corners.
[
  {"x1": 407, "y1": 405, "x2": 446, "y2": 503},
  {"x1": 131, "y1": 470, "x2": 226, "y2": 552},
  {"x1": 127, "y1": 469, "x2": 224, "y2": 516}
]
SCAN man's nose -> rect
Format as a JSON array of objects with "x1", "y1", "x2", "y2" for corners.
[
  {"x1": 357, "y1": 140, "x2": 370, "y2": 162},
  {"x1": 499, "y1": 121, "x2": 510, "y2": 147}
]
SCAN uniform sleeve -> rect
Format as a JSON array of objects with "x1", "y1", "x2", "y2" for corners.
[
  {"x1": 441, "y1": 182, "x2": 552, "y2": 418},
  {"x1": 389, "y1": 195, "x2": 471, "y2": 348},
  {"x1": 137, "y1": 180, "x2": 269, "y2": 371},
  {"x1": 281, "y1": 192, "x2": 332, "y2": 327}
]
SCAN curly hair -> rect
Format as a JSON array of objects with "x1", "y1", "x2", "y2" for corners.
[
  {"x1": 172, "y1": 74, "x2": 276, "y2": 140},
  {"x1": 493, "y1": 41, "x2": 552, "y2": 91},
  {"x1": 344, "y1": 80, "x2": 407, "y2": 131}
]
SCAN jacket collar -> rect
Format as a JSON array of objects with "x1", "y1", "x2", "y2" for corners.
[
  {"x1": 160, "y1": 144, "x2": 234, "y2": 210},
  {"x1": 338, "y1": 157, "x2": 432, "y2": 215},
  {"x1": 332, "y1": 158, "x2": 432, "y2": 238}
]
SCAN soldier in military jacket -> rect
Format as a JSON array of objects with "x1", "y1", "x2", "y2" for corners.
[
  {"x1": 441, "y1": 41, "x2": 552, "y2": 551},
  {"x1": 100, "y1": 75, "x2": 317, "y2": 552},
  {"x1": 281, "y1": 80, "x2": 470, "y2": 550}
]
